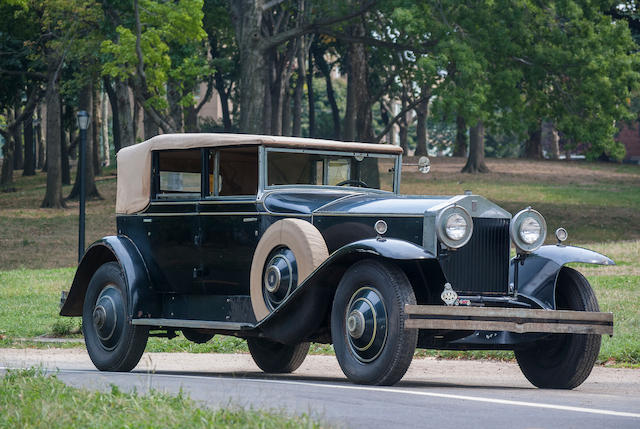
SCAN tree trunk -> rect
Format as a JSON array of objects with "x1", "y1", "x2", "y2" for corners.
[
  {"x1": 454, "y1": 115, "x2": 467, "y2": 157},
  {"x1": 101, "y1": 88, "x2": 110, "y2": 167},
  {"x1": 12, "y1": 106, "x2": 23, "y2": 171},
  {"x1": 67, "y1": 83, "x2": 102, "y2": 201},
  {"x1": 93, "y1": 87, "x2": 102, "y2": 176},
  {"x1": 103, "y1": 76, "x2": 121, "y2": 153},
  {"x1": 282, "y1": 83, "x2": 292, "y2": 136},
  {"x1": 115, "y1": 79, "x2": 135, "y2": 148},
  {"x1": 313, "y1": 47, "x2": 340, "y2": 140},
  {"x1": 60, "y1": 102, "x2": 70, "y2": 186},
  {"x1": 379, "y1": 101, "x2": 392, "y2": 144},
  {"x1": 144, "y1": 108, "x2": 159, "y2": 140},
  {"x1": 23, "y1": 111, "x2": 35, "y2": 176},
  {"x1": 307, "y1": 51, "x2": 315, "y2": 138},
  {"x1": 231, "y1": 0, "x2": 268, "y2": 133},
  {"x1": 219, "y1": 86, "x2": 232, "y2": 132},
  {"x1": 350, "y1": 24, "x2": 373, "y2": 143},
  {"x1": 133, "y1": 98, "x2": 140, "y2": 140},
  {"x1": 462, "y1": 121, "x2": 489, "y2": 173},
  {"x1": 414, "y1": 94, "x2": 429, "y2": 156},
  {"x1": 41, "y1": 55, "x2": 65, "y2": 208},
  {"x1": 399, "y1": 117, "x2": 408, "y2": 153},
  {"x1": 36, "y1": 106, "x2": 44, "y2": 169},
  {"x1": 268, "y1": 52, "x2": 283, "y2": 136},
  {"x1": 550, "y1": 127, "x2": 560, "y2": 160},
  {"x1": 167, "y1": 78, "x2": 183, "y2": 133},
  {"x1": 292, "y1": 38, "x2": 306, "y2": 137},
  {"x1": 0, "y1": 127, "x2": 15, "y2": 189},
  {"x1": 184, "y1": 105, "x2": 198, "y2": 133},
  {"x1": 523, "y1": 123, "x2": 543, "y2": 159},
  {"x1": 344, "y1": 47, "x2": 357, "y2": 142}
]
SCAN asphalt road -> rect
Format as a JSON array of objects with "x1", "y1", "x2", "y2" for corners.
[{"x1": 2, "y1": 349, "x2": 639, "y2": 428}]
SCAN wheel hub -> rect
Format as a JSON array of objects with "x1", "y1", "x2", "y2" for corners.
[
  {"x1": 93, "y1": 305, "x2": 107, "y2": 329},
  {"x1": 347, "y1": 310, "x2": 365, "y2": 339},
  {"x1": 345, "y1": 287, "x2": 388, "y2": 363},
  {"x1": 264, "y1": 265, "x2": 282, "y2": 293},
  {"x1": 263, "y1": 247, "x2": 298, "y2": 311},
  {"x1": 92, "y1": 284, "x2": 124, "y2": 351}
]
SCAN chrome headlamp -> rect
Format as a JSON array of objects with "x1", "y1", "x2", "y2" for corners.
[
  {"x1": 436, "y1": 205, "x2": 473, "y2": 249},
  {"x1": 510, "y1": 208, "x2": 547, "y2": 253}
]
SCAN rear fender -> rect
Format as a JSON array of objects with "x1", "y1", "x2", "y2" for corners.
[
  {"x1": 511, "y1": 245, "x2": 614, "y2": 309},
  {"x1": 59, "y1": 236, "x2": 159, "y2": 319},
  {"x1": 257, "y1": 238, "x2": 435, "y2": 343}
]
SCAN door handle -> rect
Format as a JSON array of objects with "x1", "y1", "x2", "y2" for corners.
[{"x1": 243, "y1": 217, "x2": 258, "y2": 223}]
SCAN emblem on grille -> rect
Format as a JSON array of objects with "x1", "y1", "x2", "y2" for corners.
[{"x1": 440, "y1": 283, "x2": 458, "y2": 306}]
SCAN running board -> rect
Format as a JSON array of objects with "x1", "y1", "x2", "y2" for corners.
[
  {"x1": 404, "y1": 305, "x2": 613, "y2": 335},
  {"x1": 131, "y1": 318, "x2": 255, "y2": 331}
]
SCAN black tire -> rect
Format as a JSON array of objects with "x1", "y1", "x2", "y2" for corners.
[
  {"x1": 331, "y1": 259, "x2": 418, "y2": 386},
  {"x1": 247, "y1": 337, "x2": 310, "y2": 373},
  {"x1": 82, "y1": 262, "x2": 149, "y2": 372},
  {"x1": 515, "y1": 267, "x2": 601, "y2": 389}
]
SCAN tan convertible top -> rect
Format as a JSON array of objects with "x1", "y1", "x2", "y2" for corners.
[{"x1": 116, "y1": 133, "x2": 402, "y2": 214}]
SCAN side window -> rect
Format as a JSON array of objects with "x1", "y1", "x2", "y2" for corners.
[
  {"x1": 154, "y1": 149, "x2": 201, "y2": 199},
  {"x1": 207, "y1": 146, "x2": 258, "y2": 197}
]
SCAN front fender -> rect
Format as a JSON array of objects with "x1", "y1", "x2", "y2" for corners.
[
  {"x1": 59, "y1": 235, "x2": 159, "y2": 319},
  {"x1": 511, "y1": 244, "x2": 614, "y2": 309},
  {"x1": 257, "y1": 238, "x2": 434, "y2": 343}
]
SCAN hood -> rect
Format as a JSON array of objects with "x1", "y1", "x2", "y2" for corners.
[{"x1": 263, "y1": 189, "x2": 511, "y2": 219}]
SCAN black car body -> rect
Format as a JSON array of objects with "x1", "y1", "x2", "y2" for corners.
[{"x1": 61, "y1": 133, "x2": 613, "y2": 388}]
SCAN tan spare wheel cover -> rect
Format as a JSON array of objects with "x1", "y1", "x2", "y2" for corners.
[{"x1": 250, "y1": 218, "x2": 329, "y2": 321}]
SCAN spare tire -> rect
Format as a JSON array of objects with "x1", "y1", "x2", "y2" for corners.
[{"x1": 250, "y1": 218, "x2": 329, "y2": 321}]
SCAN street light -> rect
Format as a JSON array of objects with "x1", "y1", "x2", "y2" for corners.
[{"x1": 77, "y1": 110, "x2": 90, "y2": 262}]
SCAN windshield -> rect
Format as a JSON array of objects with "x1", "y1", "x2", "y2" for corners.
[{"x1": 266, "y1": 149, "x2": 398, "y2": 192}]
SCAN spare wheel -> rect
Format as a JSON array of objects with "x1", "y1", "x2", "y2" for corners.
[{"x1": 250, "y1": 218, "x2": 329, "y2": 321}]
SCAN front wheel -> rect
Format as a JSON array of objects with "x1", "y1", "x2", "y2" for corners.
[
  {"x1": 82, "y1": 262, "x2": 149, "y2": 372},
  {"x1": 331, "y1": 259, "x2": 418, "y2": 386},
  {"x1": 515, "y1": 267, "x2": 602, "y2": 389}
]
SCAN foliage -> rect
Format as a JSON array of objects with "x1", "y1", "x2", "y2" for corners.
[
  {"x1": 101, "y1": 0, "x2": 207, "y2": 112},
  {"x1": 392, "y1": 0, "x2": 640, "y2": 161}
]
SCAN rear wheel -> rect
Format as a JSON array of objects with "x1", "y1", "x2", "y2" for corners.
[
  {"x1": 82, "y1": 262, "x2": 149, "y2": 371},
  {"x1": 247, "y1": 337, "x2": 310, "y2": 373},
  {"x1": 331, "y1": 259, "x2": 417, "y2": 386},
  {"x1": 515, "y1": 267, "x2": 601, "y2": 389}
]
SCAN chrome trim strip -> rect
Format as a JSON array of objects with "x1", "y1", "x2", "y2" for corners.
[
  {"x1": 265, "y1": 147, "x2": 398, "y2": 158},
  {"x1": 199, "y1": 199, "x2": 257, "y2": 205},
  {"x1": 131, "y1": 318, "x2": 254, "y2": 330},
  {"x1": 149, "y1": 201, "x2": 199, "y2": 205},
  {"x1": 136, "y1": 212, "x2": 199, "y2": 216},
  {"x1": 313, "y1": 212, "x2": 424, "y2": 218}
]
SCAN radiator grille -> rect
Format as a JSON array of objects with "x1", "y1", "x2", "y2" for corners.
[{"x1": 439, "y1": 218, "x2": 510, "y2": 295}]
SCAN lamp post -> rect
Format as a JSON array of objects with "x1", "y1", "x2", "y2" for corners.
[{"x1": 77, "y1": 110, "x2": 90, "y2": 262}]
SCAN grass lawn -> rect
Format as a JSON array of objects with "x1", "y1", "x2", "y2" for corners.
[
  {"x1": 0, "y1": 157, "x2": 639, "y2": 365},
  {"x1": 0, "y1": 369, "x2": 325, "y2": 428}
]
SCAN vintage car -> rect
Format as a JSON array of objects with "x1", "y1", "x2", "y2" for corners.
[{"x1": 60, "y1": 133, "x2": 613, "y2": 388}]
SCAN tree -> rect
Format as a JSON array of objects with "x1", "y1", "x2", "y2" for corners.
[{"x1": 101, "y1": 0, "x2": 208, "y2": 134}]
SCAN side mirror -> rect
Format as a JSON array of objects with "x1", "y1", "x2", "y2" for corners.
[{"x1": 418, "y1": 156, "x2": 431, "y2": 174}]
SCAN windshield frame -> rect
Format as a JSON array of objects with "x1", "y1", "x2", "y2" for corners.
[{"x1": 261, "y1": 147, "x2": 402, "y2": 194}]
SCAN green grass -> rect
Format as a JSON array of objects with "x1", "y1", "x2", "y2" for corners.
[
  {"x1": 0, "y1": 369, "x2": 325, "y2": 429},
  {"x1": 0, "y1": 263, "x2": 637, "y2": 366}
]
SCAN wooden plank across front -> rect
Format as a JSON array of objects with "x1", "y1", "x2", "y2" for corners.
[{"x1": 403, "y1": 305, "x2": 614, "y2": 335}]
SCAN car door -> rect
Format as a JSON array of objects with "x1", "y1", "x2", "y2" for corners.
[
  {"x1": 144, "y1": 149, "x2": 202, "y2": 294},
  {"x1": 197, "y1": 146, "x2": 261, "y2": 295}
]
